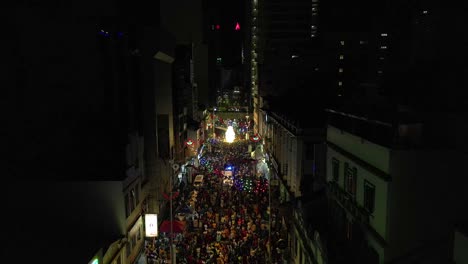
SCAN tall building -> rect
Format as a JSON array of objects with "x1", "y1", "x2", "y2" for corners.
[
  {"x1": 160, "y1": 0, "x2": 209, "y2": 109},
  {"x1": 4, "y1": 0, "x2": 180, "y2": 263},
  {"x1": 205, "y1": 0, "x2": 245, "y2": 107},
  {"x1": 246, "y1": 0, "x2": 321, "y2": 134}
]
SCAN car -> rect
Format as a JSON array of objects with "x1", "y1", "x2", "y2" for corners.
[{"x1": 193, "y1": 175, "x2": 204, "y2": 188}]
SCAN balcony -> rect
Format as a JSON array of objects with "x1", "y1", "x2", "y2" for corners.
[{"x1": 326, "y1": 181, "x2": 369, "y2": 225}]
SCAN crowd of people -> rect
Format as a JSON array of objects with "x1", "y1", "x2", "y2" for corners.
[{"x1": 146, "y1": 139, "x2": 286, "y2": 264}]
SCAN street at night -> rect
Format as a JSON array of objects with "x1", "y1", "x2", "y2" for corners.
[{"x1": 145, "y1": 133, "x2": 287, "y2": 263}]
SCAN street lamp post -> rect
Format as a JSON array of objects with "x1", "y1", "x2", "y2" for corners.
[
  {"x1": 245, "y1": 115, "x2": 250, "y2": 140},
  {"x1": 169, "y1": 168, "x2": 174, "y2": 264},
  {"x1": 268, "y1": 171, "x2": 272, "y2": 263},
  {"x1": 212, "y1": 108, "x2": 216, "y2": 139}
]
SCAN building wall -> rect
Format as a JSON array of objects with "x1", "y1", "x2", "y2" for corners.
[
  {"x1": 327, "y1": 125, "x2": 390, "y2": 174},
  {"x1": 3, "y1": 181, "x2": 127, "y2": 263},
  {"x1": 327, "y1": 146, "x2": 389, "y2": 242},
  {"x1": 386, "y1": 149, "x2": 458, "y2": 262},
  {"x1": 454, "y1": 230, "x2": 468, "y2": 264}
]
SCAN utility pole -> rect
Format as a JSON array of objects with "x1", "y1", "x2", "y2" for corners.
[{"x1": 168, "y1": 160, "x2": 178, "y2": 264}]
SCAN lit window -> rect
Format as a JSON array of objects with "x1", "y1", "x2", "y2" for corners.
[
  {"x1": 340, "y1": 41, "x2": 345, "y2": 46},
  {"x1": 312, "y1": 12, "x2": 318, "y2": 16},
  {"x1": 377, "y1": 70, "x2": 383, "y2": 74},
  {"x1": 422, "y1": 10, "x2": 428, "y2": 14},
  {"x1": 379, "y1": 57, "x2": 385, "y2": 60},
  {"x1": 359, "y1": 40, "x2": 368, "y2": 44},
  {"x1": 314, "y1": 67, "x2": 319, "y2": 71},
  {"x1": 338, "y1": 81, "x2": 342, "y2": 86},
  {"x1": 312, "y1": 7, "x2": 317, "y2": 11},
  {"x1": 291, "y1": 55, "x2": 299, "y2": 59},
  {"x1": 311, "y1": 34, "x2": 315, "y2": 38},
  {"x1": 380, "y1": 46, "x2": 387, "y2": 49},
  {"x1": 338, "y1": 68, "x2": 343, "y2": 73},
  {"x1": 311, "y1": 25, "x2": 316, "y2": 29},
  {"x1": 339, "y1": 55, "x2": 344, "y2": 60},
  {"x1": 337, "y1": 94, "x2": 342, "y2": 97},
  {"x1": 381, "y1": 33, "x2": 387, "y2": 37}
]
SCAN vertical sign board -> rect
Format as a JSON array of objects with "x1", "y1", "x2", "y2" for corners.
[{"x1": 145, "y1": 214, "x2": 158, "y2": 237}]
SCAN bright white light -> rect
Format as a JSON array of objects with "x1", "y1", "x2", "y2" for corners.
[
  {"x1": 145, "y1": 214, "x2": 158, "y2": 237},
  {"x1": 225, "y1": 126, "x2": 235, "y2": 143}
]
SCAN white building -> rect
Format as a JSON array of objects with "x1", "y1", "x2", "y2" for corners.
[{"x1": 325, "y1": 108, "x2": 468, "y2": 263}]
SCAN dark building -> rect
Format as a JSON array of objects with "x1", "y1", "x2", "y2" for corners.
[
  {"x1": 4, "y1": 0, "x2": 178, "y2": 263},
  {"x1": 205, "y1": 0, "x2": 245, "y2": 107}
]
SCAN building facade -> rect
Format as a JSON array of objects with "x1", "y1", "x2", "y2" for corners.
[
  {"x1": 325, "y1": 108, "x2": 468, "y2": 263},
  {"x1": 258, "y1": 100, "x2": 328, "y2": 264}
]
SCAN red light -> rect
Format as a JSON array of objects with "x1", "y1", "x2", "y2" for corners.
[
  {"x1": 216, "y1": 24, "x2": 220, "y2": 30},
  {"x1": 235, "y1": 22, "x2": 240, "y2": 31}
]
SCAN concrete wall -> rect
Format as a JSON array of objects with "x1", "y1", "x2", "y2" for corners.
[
  {"x1": 327, "y1": 125, "x2": 390, "y2": 174},
  {"x1": 454, "y1": 230, "x2": 468, "y2": 264},
  {"x1": 326, "y1": 147, "x2": 389, "y2": 241},
  {"x1": 3, "y1": 181, "x2": 126, "y2": 264},
  {"x1": 387, "y1": 149, "x2": 458, "y2": 262}
]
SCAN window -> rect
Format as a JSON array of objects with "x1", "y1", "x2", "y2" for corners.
[
  {"x1": 344, "y1": 163, "x2": 357, "y2": 196},
  {"x1": 332, "y1": 158, "x2": 339, "y2": 181},
  {"x1": 338, "y1": 68, "x2": 343, "y2": 73},
  {"x1": 130, "y1": 189, "x2": 136, "y2": 213},
  {"x1": 346, "y1": 219, "x2": 353, "y2": 240},
  {"x1": 126, "y1": 242, "x2": 131, "y2": 257},
  {"x1": 135, "y1": 185, "x2": 140, "y2": 205},
  {"x1": 132, "y1": 234, "x2": 137, "y2": 249},
  {"x1": 125, "y1": 194, "x2": 130, "y2": 217},
  {"x1": 339, "y1": 55, "x2": 344, "y2": 60},
  {"x1": 364, "y1": 180, "x2": 376, "y2": 213},
  {"x1": 340, "y1": 40, "x2": 345, "y2": 46}
]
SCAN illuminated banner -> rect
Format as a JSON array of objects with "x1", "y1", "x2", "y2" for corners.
[{"x1": 145, "y1": 214, "x2": 158, "y2": 237}]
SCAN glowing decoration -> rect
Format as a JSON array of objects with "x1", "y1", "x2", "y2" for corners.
[
  {"x1": 185, "y1": 139, "x2": 194, "y2": 147},
  {"x1": 145, "y1": 214, "x2": 158, "y2": 237},
  {"x1": 235, "y1": 22, "x2": 240, "y2": 31},
  {"x1": 225, "y1": 125, "x2": 235, "y2": 143},
  {"x1": 250, "y1": 134, "x2": 261, "y2": 142},
  {"x1": 216, "y1": 24, "x2": 220, "y2": 30}
]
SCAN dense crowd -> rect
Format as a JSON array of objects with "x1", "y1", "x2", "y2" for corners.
[{"x1": 147, "y1": 139, "x2": 284, "y2": 264}]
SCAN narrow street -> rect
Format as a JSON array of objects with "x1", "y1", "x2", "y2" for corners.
[{"x1": 146, "y1": 137, "x2": 288, "y2": 264}]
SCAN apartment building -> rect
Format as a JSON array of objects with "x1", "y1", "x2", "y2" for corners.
[
  {"x1": 325, "y1": 108, "x2": 468, "y2": 264},
  {"x1": 258, "y1": 95, "x2": 327, "y2": 264}
]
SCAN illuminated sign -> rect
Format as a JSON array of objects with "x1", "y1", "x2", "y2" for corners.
[
  {"x1": 91, "y1": 259, "x2": 98, "y2": 264},
  {"x1": 235, "y1": 22, "x2": 240, "y2": 31},
  {"x1": 145, "y1": 214, "x2": 158, "y2": 237}
]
